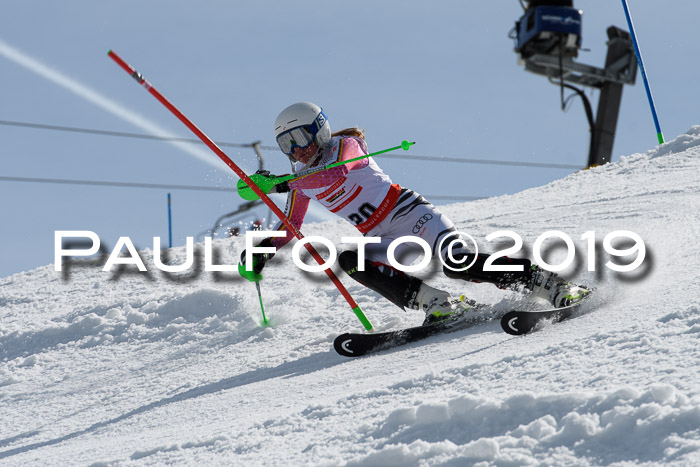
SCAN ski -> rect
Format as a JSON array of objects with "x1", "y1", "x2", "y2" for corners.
[
  {"x1": 500, "y1": 292, "x2": 593, "y2": 335},
  {"x1": 334, "y1": 309, "x2": 490, "y2": 357},
  {"x1": 334, "y1": 292, "x2": 594, "y2": 356}
]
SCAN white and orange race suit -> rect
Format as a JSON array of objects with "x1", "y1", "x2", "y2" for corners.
[{"x1": 269, "y1": 136, "x2": 462, "y2": 265}]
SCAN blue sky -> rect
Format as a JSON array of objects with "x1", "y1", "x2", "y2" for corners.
[{"x1": 1, "y1": 1, "x2": 698, "y2": 278}]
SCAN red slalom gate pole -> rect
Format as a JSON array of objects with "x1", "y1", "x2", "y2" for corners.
[{"x1": 107, "y1": 50, "x2": 372, "y2": 331}]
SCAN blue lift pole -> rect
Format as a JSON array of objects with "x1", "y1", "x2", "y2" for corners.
[{"x1": 167, "y1": 193, "x2": 173, "y2": 248}]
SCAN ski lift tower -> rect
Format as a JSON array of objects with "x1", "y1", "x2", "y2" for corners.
[{"x1": 512, "y1": 0, "x2": 638, "y2": 166}]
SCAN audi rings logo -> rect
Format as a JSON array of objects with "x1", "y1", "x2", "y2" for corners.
[{"x1": 412, "y1": 214, "x2": 434, "y2": 234}]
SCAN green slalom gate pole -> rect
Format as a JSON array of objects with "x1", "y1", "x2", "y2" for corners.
[
  {"x1": 254, "y1": 281, "x2": 269, "y2": 326},
  {"x1": 237, "y1": 141, "x2": 415, "y2": 201}
]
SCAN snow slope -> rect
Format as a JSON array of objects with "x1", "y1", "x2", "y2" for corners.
[{"x1": 1, "y1": 128, "x2": 700, "y2": 465}]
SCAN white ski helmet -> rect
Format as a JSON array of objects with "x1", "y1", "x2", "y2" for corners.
[{"x1": 274, "y1": 102, "x2": 331, "y2": 155}]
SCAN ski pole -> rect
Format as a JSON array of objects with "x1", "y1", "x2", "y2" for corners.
[
  {"x1": 107, "y1": 50, "x2": 373, "y2": 331},
  {"x1": 237, "y1": 140, "x2": 415, "y2": 201},
  {"x1": 255, "y1": 281, "x2": 269, "y2": 326}
]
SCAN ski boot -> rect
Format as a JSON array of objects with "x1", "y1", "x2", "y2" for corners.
[
  {"x1": 527, "y1": 266, "x2": 590, "y2": 308},
  {"x1": 415, "y1": 283, "x2": 477, "y2": 326}
]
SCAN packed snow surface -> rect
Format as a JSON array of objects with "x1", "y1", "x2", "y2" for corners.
[{"x1": 1, "y1": 128, "x2": 700, "y2": 465}]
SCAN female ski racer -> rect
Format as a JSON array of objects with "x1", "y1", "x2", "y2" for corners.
[{"x1": 239, "y1": 102, "x2": 588, "y2": 325}]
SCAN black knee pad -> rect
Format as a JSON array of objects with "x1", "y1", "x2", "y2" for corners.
[
  {"x1": 338, "y1": 250, "x2": 421, "y2": 310},
  {"x1": 338, "y1": 250, "x2": 359, "y2": 273}
]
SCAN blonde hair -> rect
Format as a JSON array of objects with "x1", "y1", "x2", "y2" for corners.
[{"x1": 331, "y1": 127, "x2": 365, "y2": 140}]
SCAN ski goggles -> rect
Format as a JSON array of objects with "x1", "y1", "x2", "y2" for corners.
[{"x1": 276, "y1": 111, "x2": 327, "y2": 156}]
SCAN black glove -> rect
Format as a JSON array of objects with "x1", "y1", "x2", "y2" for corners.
[
  {"x1": 254, "y1": 169, "x2": 290, "y2": 194},
  {"x1": 272, "y1": 179, "x2": 290, "y2": 193},
  {"x1": 240, "y1": 237, "x2": 276, "y2": 274}
]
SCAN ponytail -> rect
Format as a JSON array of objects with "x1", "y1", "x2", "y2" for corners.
[{"x1": 331, "y1": 127, "x2": 365, "y2": 140}]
